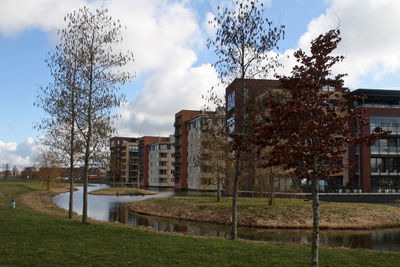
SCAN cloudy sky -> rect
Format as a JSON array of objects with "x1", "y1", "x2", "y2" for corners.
[{"x1": 1, "y1": 0, "x2": 400, "y2": 169}]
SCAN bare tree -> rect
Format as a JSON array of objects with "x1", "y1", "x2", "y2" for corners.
[
  {"x1": 35, "y1": 20, "x2": 83, "y2": 219},
  {"x1": 61, "y1": 7, "x2": 134, "y2": 223},
  {"x1": 36, "y1": 149, "x2": 61, "y2": 191},
  {"x1": 207, "y1": 0, "x2": 284, "y2": 239},
  {"x1": 4, "y1": 164, "x2": 11, "y2": 179}
]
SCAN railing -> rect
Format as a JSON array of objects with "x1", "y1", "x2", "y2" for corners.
[{"x1": 360, "y1": 103, "x2": 400, "y2": 109}]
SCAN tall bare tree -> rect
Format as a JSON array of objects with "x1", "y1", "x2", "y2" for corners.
[
  {"x1": 62, "y1": 7, "x2": 134, "y2": 223},
  {"x1": 35, "y1": 23, "x2": 82, "y2": 219},
  {"x1": 207, "y1": 0, "x2": 284, "y2": 239}
]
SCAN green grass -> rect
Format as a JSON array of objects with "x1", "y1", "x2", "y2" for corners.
[{"x1": 1, "y1": 181, "x2": 400, "y2": 266}]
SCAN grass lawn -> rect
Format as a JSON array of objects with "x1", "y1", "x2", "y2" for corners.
[
  {"x1": 1, "y1": 180, "x2": 400, "y2": 266},
  {"x1": 128, "y1": 196, "x2": 400, "y2": 229}
]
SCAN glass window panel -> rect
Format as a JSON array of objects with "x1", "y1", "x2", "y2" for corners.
[
  {"x1": 377, "y1": 158, "x2": 383, "y2": 172},
  {"x1": 384, "y1": 158, "x2": 394, "y2": 172},
  {"x1": 380, "y1": 139, "x2": 388, "y2": 154},
  {"x1": 370, "y1": 158, "x2": 377, "y2": 172}
]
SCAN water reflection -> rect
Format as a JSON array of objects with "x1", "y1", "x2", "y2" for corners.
[
  {"x1": 53, "y1": 185, "x2": 400, "y2": 252},
  {"x1": 52, "y1": 184, "x2": 174, "y2": 221}
]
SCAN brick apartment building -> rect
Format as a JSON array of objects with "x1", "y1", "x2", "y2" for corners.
[
  {"x1": 173, "y1": 110, "x2": 203, "y2": 190},
  {"x1": 225, "y1": 79, "x2": 283, "y2": 191},
  {"x1": 226, "y1": 78, "x2": 400, "y2": 192},
  {"x1": 109, "y1": 137, "x2": 139, "y2": 186}
]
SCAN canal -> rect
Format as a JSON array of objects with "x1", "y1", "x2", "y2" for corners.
[{"x1": 53, "y1": 184, "x2": 400, "y2": 252}]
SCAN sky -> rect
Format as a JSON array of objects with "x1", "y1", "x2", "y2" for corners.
[{"x1": 1, "y1": 0, "x2": 400, "y2": 169}]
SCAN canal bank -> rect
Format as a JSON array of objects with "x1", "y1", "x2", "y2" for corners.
[{"x1": 50, "y1": 184, "x2": 400, "y2": 252}]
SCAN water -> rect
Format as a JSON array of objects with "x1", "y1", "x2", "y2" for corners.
[
  {"x1": 53, "y1": 184, "x2": 400, "y2": 252},
  {"x1": 52, "y1": 184, "x2": 174, "y2": 221}
]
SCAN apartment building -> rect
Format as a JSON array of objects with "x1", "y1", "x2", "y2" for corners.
[
  {"x1": 226, "y1": 79, "x2": 283, "y2": 191},
  {"x1": 225, "y1": 78, "x2": 352, "y2": 192},
  {"x1": 109, "y1": 137, "x2": 139, "y2": 186},
  {"x1": 349, "y1": 89, "x2": 400, "y2": 192},
  {"x1": 173, "y1": 110, "x2": 202, "y2": 190},
  {"x1": 186, "y1": 110, "x2": 225, "y2": 191},
  {"x1": 148, "y1": 136, "x2": 175, "y2": 187},
  {"x1": 138, "y1": 136, "x2": 169, "y2": 187}
]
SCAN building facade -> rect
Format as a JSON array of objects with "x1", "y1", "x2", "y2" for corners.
[
  {"x1": 226, "y1": 79, "x2": 283, "y2": 191},
  {"x1": 109, "y1": 137, "x2": 139, "y2": 186},
  {"x1": 138, "y1": 136, "x2": 169, "y2": 187},
  {"x1": 225, "y1": 78, "x2": 352, "y2": 192},
  {"x1": 173, "y1": 110, "x2": 203, "y2": 190},
  {"x1": 349, "y1": 89, "x2": 400, "y2": 192},
  {"x1": 187, "y1": 112, "x2": 226, "y2": 191},
  {"x1": 148, "y1": 136, "x2": 175, "y2": 187}
]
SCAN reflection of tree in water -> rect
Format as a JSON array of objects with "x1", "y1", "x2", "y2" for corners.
[{"x1": 109, "y1": 203, "x2": 130, "y2": 224}]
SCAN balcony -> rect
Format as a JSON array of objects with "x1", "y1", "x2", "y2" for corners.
[
  {"x1": 174, "y1": 161, "x2": 181, "y2": 167},
  {"x1": 174, "y1": 142, "x2": 181, "y2": 148},
  {"x1": 174, "y1": 120, "x2": 182, "y2": 127},
  {"x1": 174, "y1": 130, "x2": 182, "y2": 136}
]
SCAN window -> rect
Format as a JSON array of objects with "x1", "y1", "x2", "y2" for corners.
[
  {"x1": 322, "y1": 85, "x2": 335, "y2": 92},
  {"x1": 159, "y1": 153, "x2": 167, "y2": 158},
  {"x1": 129, "y1": 146, "x2": 138, "y2": 152},
  {"x1": 159, "y1": 170, "x2": 167, "y2": 174},
  {"x1": 227, "y1": 117, "x2": 235, "y2": 133},
  {"x1": 370, "y1": 116, "x2": 400, "y2": 134},
  {"x1": 227, "y1": 91, "x2": 235, "y2": 111}
]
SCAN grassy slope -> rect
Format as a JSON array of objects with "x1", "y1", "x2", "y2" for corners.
[
  {"x1": 128, "y1": 197, "x2": 400, "y2": 229},
  {"x1": 1, "y1": 181, "x2": 400, "y2": 266}
]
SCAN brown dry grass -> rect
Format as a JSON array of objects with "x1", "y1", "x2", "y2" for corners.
[
  {"x1": 128, "y1": 197, "x2": 400, "y2": 230},
  {"x1": 88, "y1": 187, "x2": 156, "y2": 196},
  {"x1": 14, "y1": 182, "x2": 82, "y2": 219}
]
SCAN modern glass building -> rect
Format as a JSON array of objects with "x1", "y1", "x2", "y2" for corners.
[{"x1": 349, "y1": 89, "x2": 400, "y2": 192}]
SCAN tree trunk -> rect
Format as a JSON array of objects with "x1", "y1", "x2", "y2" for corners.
[
  {"x1": 82, "y1": 154, "x2": 89, "y2": 224},
  {"x1": 47, "y1": 176, "x2": 50, "y2": 191},
  {"x1": 231, "y1": 152, "x2": 240, "y2": 240},
  {"x1": 311, "y1": 177, "x2": 320, "y2": 267},
  {"x1": 217, "y1": 176, "x2": 221, "y2": 202},
  {"x1": 268, "y1": 175, "x2": 275, "y2": 206},
  {"x1": 68, "y1": 84, "x2": 75, "y2": 220},
  {"x1": 82, "y1": 34, "x2": 95, "y2": 224},
  {"x1": 68, "y1": 169, "x2": 74, "y2": 219}
]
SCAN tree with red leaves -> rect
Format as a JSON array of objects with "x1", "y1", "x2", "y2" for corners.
[{"x1": 253, "y1": 29, "x2": 386, "y2": 267}]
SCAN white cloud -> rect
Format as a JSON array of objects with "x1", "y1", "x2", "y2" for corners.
[
  {"x1": 0, "y1": 138, "x2": 42, "y2": 170},
  {"x1": 0, "y1": 0, "x2": 94, "y2": 36},
  {"x1": 115, "y1": 63, "x2": 221, "y2": 137},
  {"x1": 0, "y1": 0, "x2": 222, "y2": 143},
  {"x1": 290, "y1": 0, "x2": 400, "y2": 87}
]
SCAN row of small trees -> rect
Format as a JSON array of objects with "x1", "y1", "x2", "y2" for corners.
[{"x1": 35, "y1": 7, "x2": 133, "y2": 223}]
